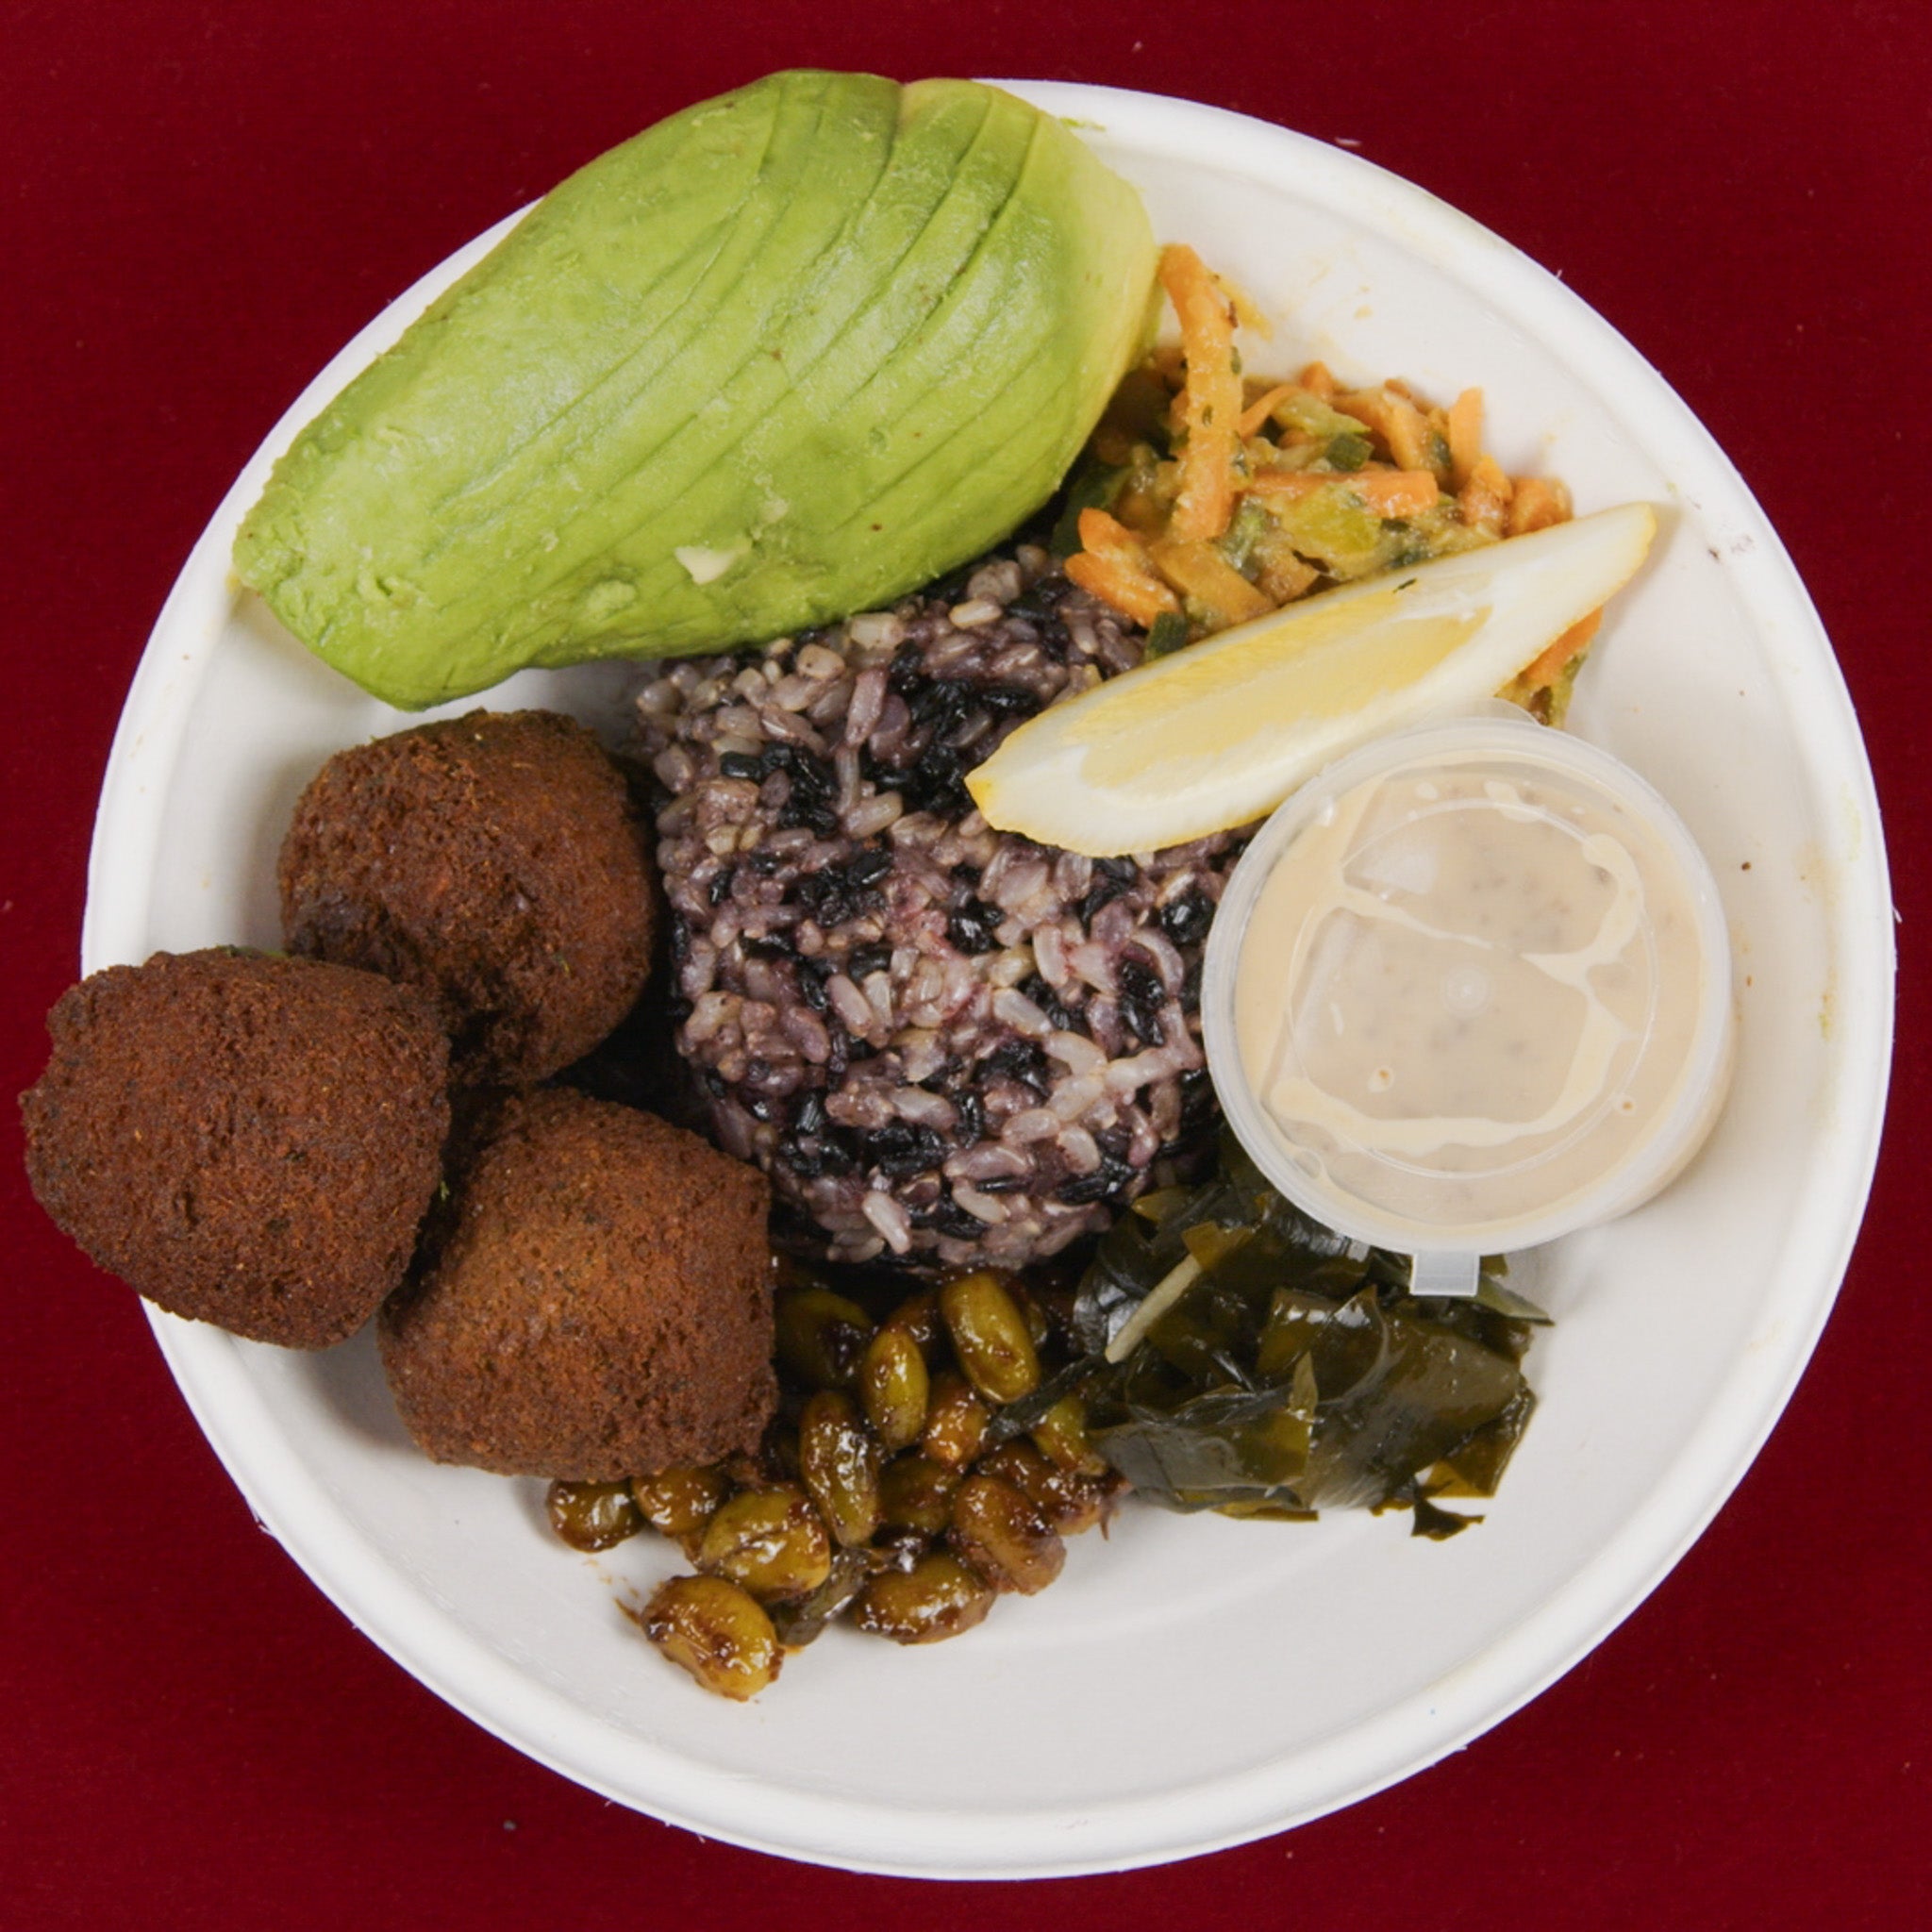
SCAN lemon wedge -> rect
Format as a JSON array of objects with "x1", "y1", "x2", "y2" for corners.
[{"x1": 967, "y1": 502, "x2": 1656, "y2": 857}]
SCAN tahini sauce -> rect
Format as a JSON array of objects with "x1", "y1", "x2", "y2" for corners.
[{"x1": 1232, "y1": 748, "x2": 1713, "y2": 1241}]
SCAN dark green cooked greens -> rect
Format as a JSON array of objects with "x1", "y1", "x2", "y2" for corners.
[{"x1": 1010, "y1": 1137, "x2": 1548, "y2": 1539}]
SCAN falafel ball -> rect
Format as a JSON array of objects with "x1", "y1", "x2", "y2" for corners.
[
  {"x1": 21, "y1": 948, "x2": 450, "y2": 1348},
  {"x1": 278, "y1": 708, "x2": 655, "y2": 1089},
  {"x1": 379, "y1": 1088, "x2": 775, "y2": 1480}
]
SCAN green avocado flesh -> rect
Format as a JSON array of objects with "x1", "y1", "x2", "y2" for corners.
[{"x1": 232, "y1": 71, "x2": 1159, "y2": 708}]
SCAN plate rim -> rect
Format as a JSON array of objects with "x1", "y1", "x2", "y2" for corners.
[{"x1": 83, "y1": 78, "x2": 1895, "y2": 1877}]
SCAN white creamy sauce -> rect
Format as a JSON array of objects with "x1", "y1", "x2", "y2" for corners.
[{"x1": 1233, "y1": 750, "x2": 1712, "y2": 1241}]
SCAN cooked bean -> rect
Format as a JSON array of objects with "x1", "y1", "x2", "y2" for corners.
[
  {"x1": 879, "y1": 1287, "x2": 943, "y2": 1358},
  {"x1": 797, "y1": 1391, "x2": 881, "y2": 1546},
  {"x1": 851, "y1": 1553, "x2": 996, "y2": 1644},
  {"x1": 1028, "y1": 1393, "x2": 1109, "y2": 1477},
  {"x1": 1005, "y1": 1274, "x2": 1053, "y2": 1349},
  {"x1": 769, "y1": 1546, "x2": 875, "y2": 1648},
  {"x1": 641, "y1": 1574, "x2": 782, "y2": 1700},
  {"x1": 940, "y1": 1271, "x2": 1041, "y2": 1405},
  {"x1": 774, "y1": 1286, "x2": 874, "y2": 1390},
  {"x1": 877, "y1": 1452, "x2": 960, "y2": 1537},
  {"x1": 921, "y1": 1369, "x2": 990, "y2": 1470},
  {"x1": 869, "y1": 1527, "x2": 929, "y2": 1574},
  {"x1": 974, "y1": 1437, "x2": 1050, "y2": 1491},
  {"x1": 545, "y1": 1478, "x2": 643, "y2": 1552},
  {"x1": 696, "y1": 1486, "x2": 833, "y2": 1603},
  {"x1": 626, "y1": 1241, "x2": 1110, "y2": 1695},
  {"x1": 859, "y1": 1324, "x2": 931, "y2": 1452},
  {"x1": 630, "y1": 1465, "x2": 731, "y2": 1552},
  {"x1": 977, "y1": 1439, "x2": 1119, "y2": 1537},
  {"x1": 949, "y1": 1472, "x2": 1066, "y2": 1594}
]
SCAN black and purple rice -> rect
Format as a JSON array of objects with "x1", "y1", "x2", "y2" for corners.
[{"x1": 635, "y1": 545, "x2": 1241, "y2": 1270}]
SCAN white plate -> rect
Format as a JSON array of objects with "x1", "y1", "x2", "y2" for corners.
[{"x1": 83, "y1": 82, "x2": 1892, "y2": 1877}]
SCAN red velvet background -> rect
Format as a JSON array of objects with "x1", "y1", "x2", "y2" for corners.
[{"x1": 5, "y1": 3, "x2": 1927, "y2": 1925}]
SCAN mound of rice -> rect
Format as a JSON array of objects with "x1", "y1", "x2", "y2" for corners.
[{"x1": 635, "y1": 544, "x2": 1238, "y2": 1270}]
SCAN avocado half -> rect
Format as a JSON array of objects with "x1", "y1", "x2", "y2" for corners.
[{"x1": 233, "y1": 72, "x2": 1159, "y2": 708}]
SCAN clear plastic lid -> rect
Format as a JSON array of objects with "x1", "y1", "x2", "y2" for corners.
[{"x1": 1202, "y1": 712, "x2": 1735, "y2": 1280}]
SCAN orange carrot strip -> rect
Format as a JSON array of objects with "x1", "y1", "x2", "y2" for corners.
[
  {"x1": 1446, "y1": 388, "x2": 1484, "y2": 491},
  {"x1": 1148, "y1": 540, "x2": 1274, "y2": 625},
  {"x1": 1457, "y1": 453, "x2": 1514, "y2": 533},
  {"x1": 1333, "y1": 388, "x2": 1433, "y2": 471},
  {"x1": 1348, "y1": 469, "x2": 1441, "y2": 517},
  {"x1": 1255, "y1": 546, "x2": 1320, "y2": 604},
  {"x1": 1158, "y1": 244, "x2": 1241, "y2": 542},
  {"x1": 1237, "y1": 383, "x2": 1296, "y2": 439},
  {"x1": 1246, "y1": 471, "x2": 1339, "y2": 503},
  {"x1": 1065, "y1": 551, "x2": 1179, "y2": 628},
  {"x1": 1249, "y1": 468, "x2": 1441, "y2": 518},
  {"x1": 1385, "y1": 398, "x2": 1432, "y2": 474},
  {"x1": 1068, "y1": 508, "x2": 1181, "y2": 626},
  {"x1": 1507, "y1": 476, "x2": 1573, "y2": 536},
  {"x1": 1076, "y1": 507, "x2": 1149, "y2": 560},
  {"x1": 1519, "y1": 608, "x2": 1602, "y2": 690}
]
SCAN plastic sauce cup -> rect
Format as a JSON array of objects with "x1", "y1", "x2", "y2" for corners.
[{"x1": 1201, "y1": 712, "x2": 1736, "y2": 1293}]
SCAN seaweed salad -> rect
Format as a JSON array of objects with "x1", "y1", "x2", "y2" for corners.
[{"x1": 1004, "y1": 1136, "x2": 1547, "y2": 1539}]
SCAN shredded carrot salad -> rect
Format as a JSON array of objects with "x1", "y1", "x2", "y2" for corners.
[{"x1": 1064, "y1": 243, "x2": 1599, "y2": 722}]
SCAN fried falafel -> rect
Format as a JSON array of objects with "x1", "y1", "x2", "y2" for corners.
[
  {"x1": 22, "y1": 948, "x2": 450, "y2": 1348},
  {"x1": 379, "y1": 1088, "x2": 775, "y2": 1480},
  {"x1": 278, "y1": 709, "x2": 655, "y2": 1089}
]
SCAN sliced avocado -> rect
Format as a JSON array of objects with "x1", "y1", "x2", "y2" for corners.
[{"x1": 234, "y1": 71, "x2": 1158, "y2": 708}]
